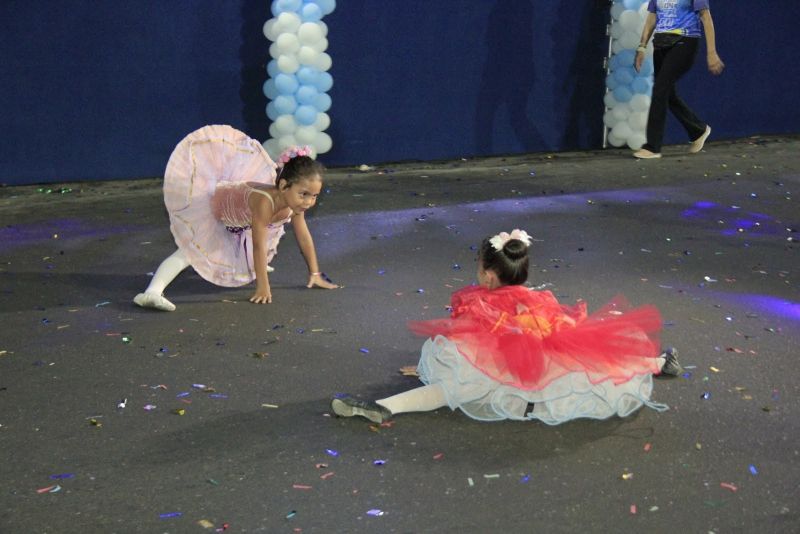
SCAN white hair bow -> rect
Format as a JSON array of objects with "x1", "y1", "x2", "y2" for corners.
[{"x1": 489, "y1": 229, "x2": 532, "y2": 251}]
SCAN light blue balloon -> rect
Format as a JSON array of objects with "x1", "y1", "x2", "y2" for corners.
[
  {"x1": 301, "y1": 3, "x2": 322, "y2": 22},
  {"x1": 631, "y1": 77, "x2": 652, "y2": 94},
  {"x1": 313, "y1": 93, "x2": 332, "y2": 112},
  {"x1": 623, "y1": 0, "x2": 642, "y2": 10},
  {"x1": 263, "y1": 79, "x2": 279, "y2": 100},
  {"x1": 314, "y1": 71, "x2": 333, "y2": 92},
  {"x1": 613, "y1": 85, "x2": 633, "y2": 103},
  {"x1": 638, "y1": 57, "x2": 654, "y2": 76},
  {"x1": 274, "y1": 95, "x2": 298, "y2": 115},
  {"x1": 276, "y1": 0, "x2": 302, "y2": 14},
  {"x1": 267, "y1": 59, "x2": 280, "y2": 78},
  {"x1": 266, "y1": 101, "x2": 279, "y2": 121},
  {"x1": 275, "y1": 73, "x2": 299, "y2": 95},
  {"x1": 606, "y1": 74, "x2": 619, "y2": 91},
  {"x1": 294, "y1": 104, "x2": 317, "y2": 126},
  {"x1": 616, "y1": 49, "x2": 636, "y2": 68},
  {"x1": 613, "y1": 66, "x2": 635, "y2": 85},
  {"x1": 296, "y1": 84, "x2": 319, "y2": 105},
  {"x1": 296, "y1": 66, "x2": 319, "y2": 86},
  {"x1": 315, "y1": 0, "x2": 336, "y2": 15}
]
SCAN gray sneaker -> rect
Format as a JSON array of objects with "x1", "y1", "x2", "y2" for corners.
[
  {"x1": 331, "y1": 395, "x2": 392, "y2": 424},
  {"x1": 659, "y1": 347, "x2": 683, "y2": 377}
]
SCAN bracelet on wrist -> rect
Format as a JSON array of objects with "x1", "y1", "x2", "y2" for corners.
[
  {"x1": 636, "y1": 45, "x2": 647, "y2": 53},
  {"x1": 310, "y1": 271, "x2": 322, "y2": 276}
]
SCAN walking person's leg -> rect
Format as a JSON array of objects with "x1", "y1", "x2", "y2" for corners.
[{"x1": 637, "y1": 39, "x2": 701, "y2": 157}]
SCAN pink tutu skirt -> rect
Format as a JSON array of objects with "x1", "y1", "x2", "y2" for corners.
[{"x1": 163, "y1": 125, "x2": 278, "y2": 287}]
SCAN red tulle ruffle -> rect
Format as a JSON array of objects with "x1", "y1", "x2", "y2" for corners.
[{"x1": 409, "y1": 285, "x2": 662, "y2": 391}]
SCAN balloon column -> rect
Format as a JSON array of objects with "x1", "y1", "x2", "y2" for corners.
[
  {"x1": 604, "y1": 0, "x2": 653, "y2": 150},
  {"x1": 262, "y1": 0, "x2": 335, "y2": 159}
]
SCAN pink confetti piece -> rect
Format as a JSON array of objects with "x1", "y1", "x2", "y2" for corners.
[
  {"x1": 320, "y1": 472, "x2": 335, "y2": 480},
  {"x1": 720, "y1": 482, "x2": 738, "y2": 492},
  {"x1": 432, "y1": 452, "x2": 444, "y2": 460},
  {"x1": 630, "y1": 504, "x2": 637, "y2": 515},
  {"x1": 643, "y1": 443, "x2": 652, "y2": 452},
  {"x1": 293, "y1": 484, "x2": 312, "y2": 490},
  {"x1": 36, "y1": 485, "x2": 58, "y2": 494}
]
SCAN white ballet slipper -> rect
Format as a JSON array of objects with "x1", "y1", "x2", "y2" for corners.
[{"x1": 133, "y1": 292, "x2": 176, "y2": 312}]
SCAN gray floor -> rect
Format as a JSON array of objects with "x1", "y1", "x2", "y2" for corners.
[{"x1": 1, "y1": 137, "x2": 799, "y2": 533}]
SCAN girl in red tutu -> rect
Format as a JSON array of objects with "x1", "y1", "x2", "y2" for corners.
[
  {"x1": 332, "y1": 229, "x2": 681, "y2": 424},
  {"x1": 134, "y1": 125, "x2": 337, "y2": 311}
]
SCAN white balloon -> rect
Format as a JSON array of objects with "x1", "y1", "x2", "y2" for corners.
[
  {"x1": 610, "y1": 3, "x2": 625, "y2": 20},
  {"x1": 274, "y1": 114, "x2": 298, "y2": 135},
  {"x1": 318, "y1": 21, "x2": 328, "y2": 37},
  {"x1": 297, "y1": 22, "x2": 324, "y2": 45},
  {"x1": 610, "y1": 21, "x2": 625, "y2": 40},
  {"x1": 627, "y1": 132, "x2": 647, "y2": 150},
  {"x1": 263, "y1": 138, "x2": 282, "y2": 161},
  {"x1": 612, "y1": 104, "x2": 631, "y2": 122},
  {"x1": 604, "y1": 91, "x2": 618, "y2": 108},
  {"x1": 607, "y1": 131, "x2": 626, "y2": 147},
  {"x1": 619, "y1": 10, "x2": 641, "y2": 32},
  {"x1": 314, "y1": 112, "x2": 331, "y2": 131},
  {"x1": 619, "y1": 30, "x2": 640, "y2": 49},
  {"x1": 639, "y1": 2, "x2": 649, "y2": 17},
  {"x1": 297, "y1": 46, "x2": 318, "y2": 65},
  {"x1": 276, "y1": 33, "x2": 300, "y2": 54},
  {"x1": 263, "y1": 19, "x2": 279, "y2": 41},
  {"x1": 295, "y1": 125, "x2": 318, "y2": 145},
  {"x1": 277, "y1": 12, "x2": 302, "y2": 34},
  {"x1": 278, "y1": 134, "x2": 298, "y2": 152},
  {"x1": 628, "y1": 111, "x2": 648, "y2": 131},
  {"x1": 611, "y1": 121, "x2": 633, "y2": 141},
  {"x1": 314, "y1": 52, "x2": 332, "y2": 71},
  {"x1": 269, "y1": 123, "x2": 281, "y2": 139},
  {"x1": 314, "y1": 132, "x2": 333, "y2": 154},
  {"x1": 630, "y1": 93, "x2": 651, "y2": 112},
  {"x1": 269, "y1": 42, "x2": 281, "y2": 60},
  {"x1": 603, "y1": 110, "x2": 618, "y2": 129},
  {"x1": 310, "y1": 37, "x2": 328, "y2": 53},
  {"x1": 277, "y1": 54, "x2": 300, "y2": 73},
  {"x1": 611, "y1": 39, "x2": 625, "y2": 54}
]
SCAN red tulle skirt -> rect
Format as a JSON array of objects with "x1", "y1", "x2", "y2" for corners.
[{"x1": 409, "y1": 285, "x2": 662, "y2": 391}]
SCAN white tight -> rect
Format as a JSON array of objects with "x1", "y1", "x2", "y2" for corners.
[
  {"x1": 143, "y1": 249, "x2": 190, "y2": 295},
  {"x1": 376, "y1": 383, "x2": 448, "y2": 415}
]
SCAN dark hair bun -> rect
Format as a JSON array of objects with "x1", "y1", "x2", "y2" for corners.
[{"x1": 503, "y1": 239, "x2": 527, "y2": 260}]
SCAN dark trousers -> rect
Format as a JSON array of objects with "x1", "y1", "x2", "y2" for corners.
[{"x1": 644, "y1": 37, "x2": 707, "y2": 153}]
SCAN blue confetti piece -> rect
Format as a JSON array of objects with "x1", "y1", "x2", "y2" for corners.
[
  {"x1": 325, "y1": 448, "x2": 339, "y2": 457},
  {"x1": 359, "y1": 348, "x2": 370, "y2": 354},
  {"x1": 701, "y1": 392, "x2": 711, "y2": 400},
  {"x1": 373, "y1": 460, "x2": 386, "y2": 466},
  {"x1": 209, "y1": 394, "x2": 228, "y2": 399},
  {"x1": 520, "y1": 475, "x2": 530, "y2": 483},
  {"x1": 176, "y1": 392, "x2": 190, "y2": 398},
  {"x1": 416, "y1": 288, "x2": 425, "y2": 293},
  {"x1": 749, "y1": 464, "x2": 758, "y2": 475},
  {"x1": 367, "y1": 509, "x2": 385, "y2": 517},
  {"x1": 296, "y1": 328, "x2": 305, "y2": 334},
  {"x1": 49, "y1": 473, "x2": 75, "y2": 480},
  {"x1": 378, "y1": 269, "x2": 386, "y2": 275},
  {"x1": 452, "y1": 264, "x2": 461, "y2": 270},
  {"x1": 159, "y1": 512, "x2": 183, "y2": 519}
]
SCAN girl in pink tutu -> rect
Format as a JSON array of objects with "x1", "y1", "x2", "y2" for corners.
[
  {"x1": 332, "y1": 229, "x2": 682, "y2": 425},
  {"x1": 134, "y1": 125, "x2": 337, "y2": 311}
]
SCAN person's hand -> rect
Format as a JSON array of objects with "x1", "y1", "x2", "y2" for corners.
[
  {"x1": 707, "y1": 52, "x2": 725, "y2": 75},
  {"x1": 634, "y1": 50, "x2": 645, "y2": 72},
  {"x1": 250, "y1": 287, "x2": 272, "y2": 304},
  {"x1": 307, "y1": 272, "x2": 339, "y2": 289}
]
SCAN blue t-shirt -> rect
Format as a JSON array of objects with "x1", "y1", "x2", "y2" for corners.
[{"x1": 647, "y1": 0, "x2": 709, "y2": 37}]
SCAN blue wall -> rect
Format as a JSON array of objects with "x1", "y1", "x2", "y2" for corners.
[{"x1": 1, "y1": 1, "x2": 798, "y2": 184}]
